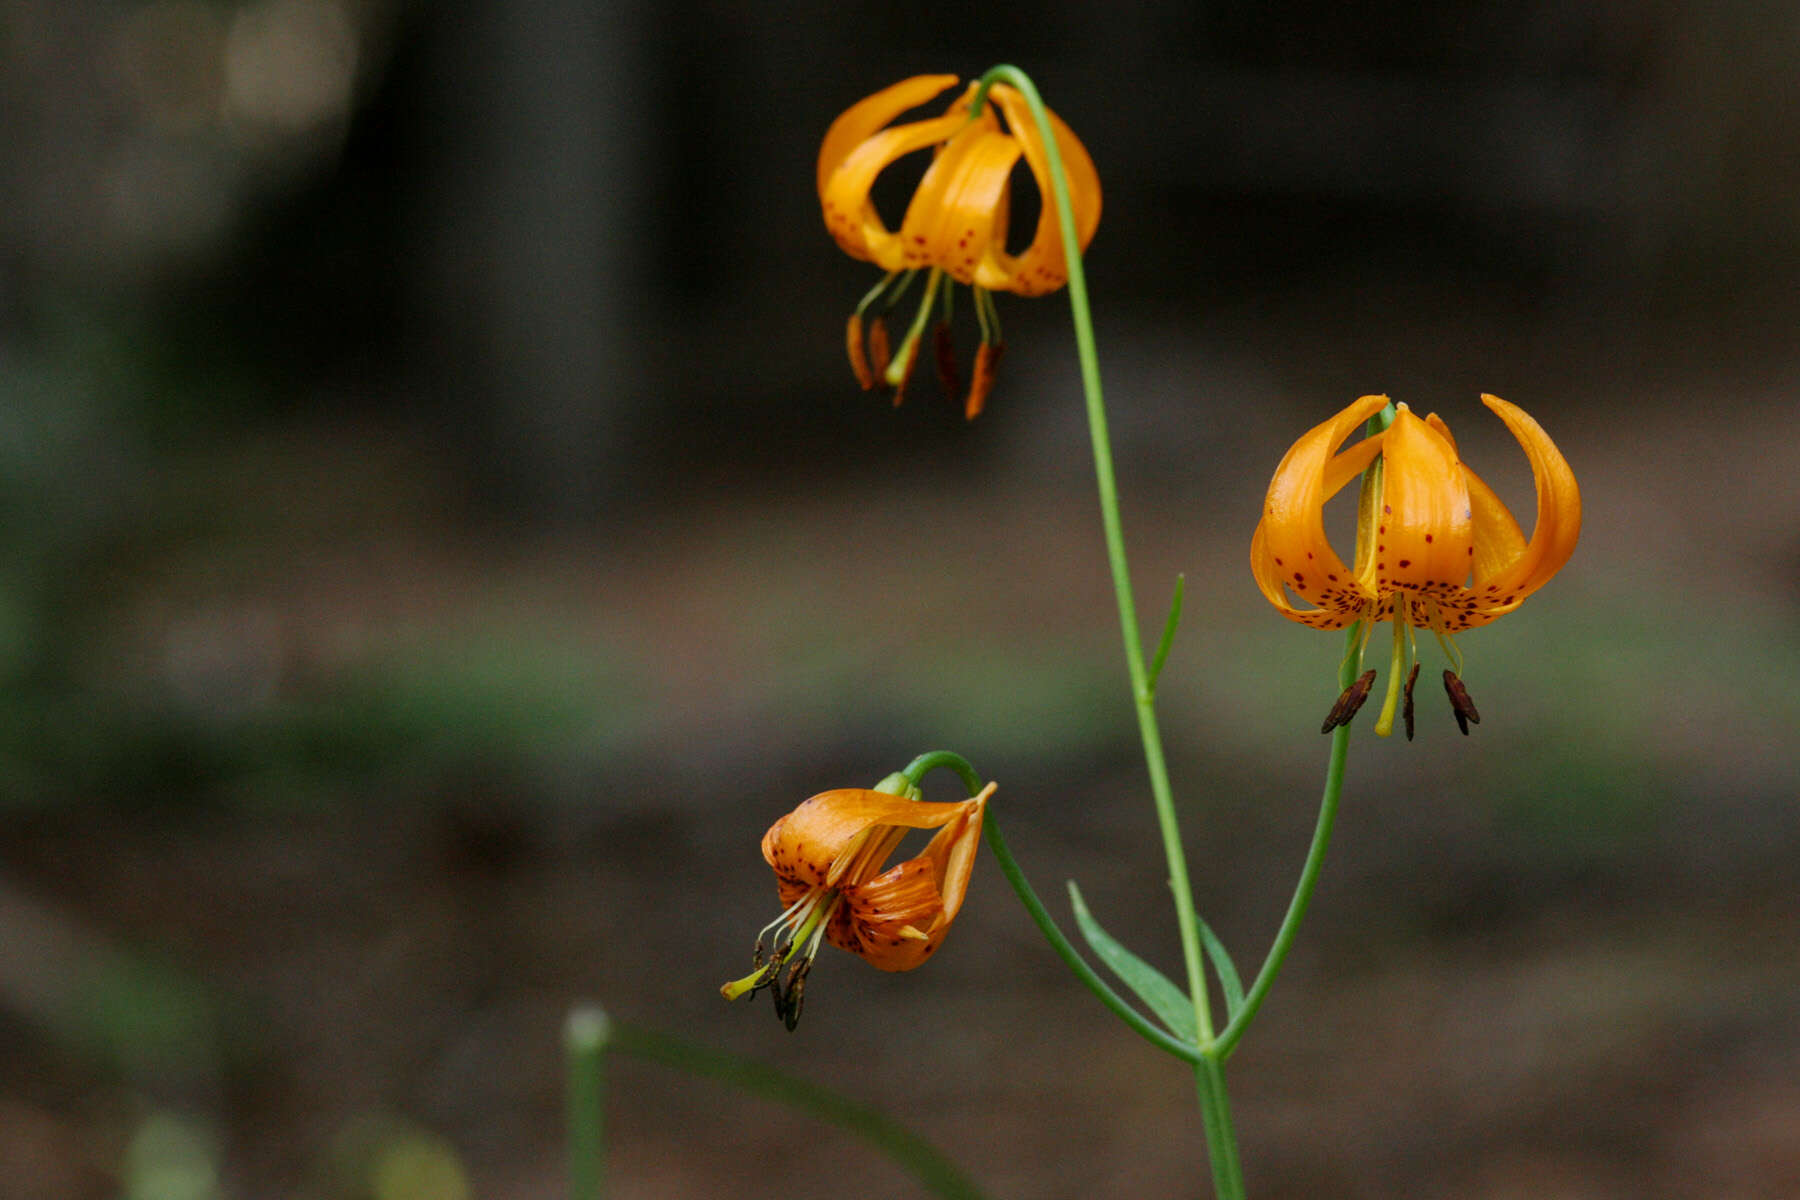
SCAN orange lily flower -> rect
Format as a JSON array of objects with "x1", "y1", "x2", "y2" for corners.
[
  {"x1": 818, "y1": 74, "x2": 1101, "y2": 417},
  {"x1": 722, "y1": 781, "x2": 994, "y2": 1029},
  {"x1": 1251, "y1": 393, "x2": 1580, "y2": 737}
]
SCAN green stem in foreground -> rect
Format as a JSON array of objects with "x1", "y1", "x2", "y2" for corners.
[
  {"x1": 566, "y1": 1005, "x2": 612, "y2": 1200},
  {"x1": 608, "y1": 1022, "x2": 990, "y2": 1200}
]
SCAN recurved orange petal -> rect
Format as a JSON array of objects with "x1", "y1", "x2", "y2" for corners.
[
  {"x1": 1251, "y1": 521, "x2": 1359, "y2": 630},
  {"x1": 976, "y1": 85, "x2": 1101, "y2": 296},
  {"x1": 820, "y1": 85, "x2": 983, "y2": 268},
  {"x1": 899, "y1": 122, "x2": 1020, "y2": 283},
  {"x1": 1252, "y1": 393, "x2": 1390, "y2": 627},
  {"x1": 1461, "y1": 461, "x2": 1528, "y2": 589},
  {"x1": 760, "y1": 788, "x2": 984, "y2": 889},
  {"x1": 838, "y1": 784, "x2": 989, "y2": 971},
  {"x1": 1468, "y1": 394, "x2": 1581, "y2": 603},
  {"x1": 817, "y1": 75, "x2": 960, "y2": 197}
]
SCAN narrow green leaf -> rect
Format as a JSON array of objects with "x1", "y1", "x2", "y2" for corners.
[
  {"x1": 1067, "y1": 881, "x2": 1196, "y2": 1043},
  {"x1": 1146, "y1": 574, "x2": 1185, "y2": 695},
  {"x1": 1197, "y1": 917, "x2": 1245, "y2": 1020}
]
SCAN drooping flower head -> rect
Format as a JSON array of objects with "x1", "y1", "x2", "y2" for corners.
[
  {"x1": 818, "y1": 74, "x2": 1101, "y2": 417},
  {"x1": 1251, "y1": 394, "x2": 1581, "y2": 737},
  {"x1": 722, "y1": 778, "x2": 993, "y2": 1029}
]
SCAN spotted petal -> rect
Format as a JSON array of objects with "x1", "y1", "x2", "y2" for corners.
[
  {"x1": 816, "y1": 74, "x2": 959, "y2": 197},
  {"x1": 898, "y1": 122, "x2": 1020, "y2": 282},
  {"x1": 819, "y1": 81, "x2": 982, "y2": 268},
  {"x1": 1251, "y1": 393, "x2": 1390, "y2": 628},
  {"x1": 977, "y1": 85, "x2": 1102, "y2": 296},
  {"x1": 760, "y1": 787, "x2": 986, "y2": 890},
  {"x1": 1365, "y1": 405, "x2": 1473, "y2": 600},
  {"x1": 837, "y1": 791, "x2": 988, "y2": 971}
]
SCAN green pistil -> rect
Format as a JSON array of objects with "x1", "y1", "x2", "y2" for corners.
[{"x1": 1372, "y1": 604, "x2": 1407, "y2": 737}]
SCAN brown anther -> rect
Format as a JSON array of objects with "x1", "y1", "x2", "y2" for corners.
[
  {"x1": 867, "y1": 316, "x2": 892, "y2": 381},
  {"x1": 1442, "y1": 670, "x2": 1481, "y2": 735},
  {"x1": 846, "y1": 314, "x2": 875, "y2": 390},
  {"x1": 774, "y1": 957, "x2": 811, "y2": 1031},
  {"x1": 888, "y1": 337, "x2": 921, "y2": 408},
  {"x1": 932, "y1": 321, "x2": 959, "y2": 401},
  {"x1": 1322, "y1": 669, "x2": 1378, "y2": 733},
  {"x1": 1402, "y1": 662, "x2": 1421, "y2": 741},
  {"x1": 965, "y1": 340, "x2": 1004, "y2": 420}
]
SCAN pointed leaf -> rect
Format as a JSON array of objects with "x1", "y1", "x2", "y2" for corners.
[
  {"x1": 1067, "y1": 881, "x2": 1196, "y2": 1043},
  {"x1": 1196, "y1": 917, "x2": 1245, "y2": 1020},
  {"x1": 1146, "y1": 574, "x2": 1184, "y2": 695}
]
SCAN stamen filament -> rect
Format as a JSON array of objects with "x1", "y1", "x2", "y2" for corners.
[
  {"x1": 975, "y1": 284, "x2": 1002, "y2": 345},
  {"x1": 885, "y1": 269, "x2": 945, "y2": 388},
  {"x1": 883, "y1": 268, "x2": 920, "y2": 312},
  {"x1": 754, "y1": 891, "x2": 813, "y2": 947},
  {"x1": 1350, "y1": 606, "x2": 1379, "y2": 670},
  {"x1": 721, "y1": 886, "x2": 840, "y2": 1004},
  {"x1": 854, "y1": 270, "x2": 901, "y2": 319},
  {"x1": 1427, "y1": 599, "x2": 1465, "y2": 676}
]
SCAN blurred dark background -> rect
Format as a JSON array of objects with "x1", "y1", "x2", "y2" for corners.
[{"x1": 3, "y1": 1, "x2": 1797, "y2": 1197}]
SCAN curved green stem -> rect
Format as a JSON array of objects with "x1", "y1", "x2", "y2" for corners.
[
  {"x1": 986, "y1": 812, "x2": 1206, "y2": 1064},
  {"x1": 566, "y1": 1005, "x2": 611, "y2": 1200},
  {"x1": 608, "y1": 1022, "x2": 990, "y2": 1200},
  {"x1": 1211, "y1": 722, "x2": 1350, "y2": 1059},
  {"x1": 1213, "y1": 408, "x2": 1386, "y2": 1059},
  {"x1": 902, "y1": 750, "x2": 1203, "y2": 1064},
  {"x1": 902, "y1": 749, "x2": 984, "y2": 796}
]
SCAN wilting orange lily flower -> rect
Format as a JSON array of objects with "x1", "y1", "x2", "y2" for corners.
[
  {"x1": 1251, "y1": 393, "x2": 1580, "y2": 737},
  {"x1": 818, "y1": 74, "x2": 1100, "y2": 417},
  {"x1": 722, "y1": 781, "x2": 994, "y2": 1029}
]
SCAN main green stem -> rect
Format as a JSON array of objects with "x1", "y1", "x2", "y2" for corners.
[{"x1": 974, "y1": 63, "x2": 1232, "y2": 1193}]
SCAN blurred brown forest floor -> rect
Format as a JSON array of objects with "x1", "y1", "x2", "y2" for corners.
[{"x1": 1, "y1": 295, "x2": 1798, "y2": 1200}]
